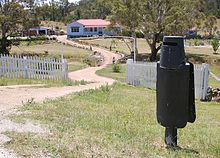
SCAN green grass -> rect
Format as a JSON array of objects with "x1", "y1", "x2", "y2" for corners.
[
  {"x1": 5, "y1": 83, "x2": 220, "y2": 157},
  {"x1": 0, "y1": 77, "x2": 87, "y2": 87},
  {"x1": 68, "y1": 62, "x2": 87, "y2": 72},
  {"x1": 10, "y1": 42, "x2": 92, "y2": 61},
  {"x1": 209, "y1": 65, "x2": 220, "y2": 88},
  {"x1": 96, "y1": 64, "x2": 126, "y2": 82},
  {"x1": 17, "y1": 39, "x2": 47, "y2": 46}
]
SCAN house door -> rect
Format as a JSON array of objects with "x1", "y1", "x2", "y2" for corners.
[{"x1": 98, "y1": 31, "x2": 103, "y2": 36}]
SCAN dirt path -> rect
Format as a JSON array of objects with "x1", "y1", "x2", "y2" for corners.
[
  {"x1": 0, "y1": 35, "x2": 121, "y2": 112},
  {"x1": 0, "y1": 36, "x2": 122, "y2": 157}
]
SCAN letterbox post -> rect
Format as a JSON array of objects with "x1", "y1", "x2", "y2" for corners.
[{"x1": 156, "y1": 36, "x2": 196, "y2": 147}]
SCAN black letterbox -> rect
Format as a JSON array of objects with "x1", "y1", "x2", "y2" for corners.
[{"x1": 156, "y1": 36, "x2": 196, "y2": 147}]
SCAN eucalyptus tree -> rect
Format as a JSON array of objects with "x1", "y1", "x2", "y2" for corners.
[
  {"x1": 203, "y1": 15, "x2": 218, "y2": 37},
  {"x1": 0, "y1": 1, "x2": 33, "y2": 54},
  {"x1": 141, "y1": 0, "x2": 203, "y2": 61},
  {"x1": 110, "y1": 0, "x2": 203, "y2": 61},
  {"x1": 110, "y1": 0, "x2": 143, "y2": 55}
]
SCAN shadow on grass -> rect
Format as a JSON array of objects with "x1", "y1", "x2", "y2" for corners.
[
  {"x1": 166, "y1": 146, "x2": 199, "y2": 155},
  {"x1": 186, "y1": 53, "x2": 209, "y2": 63},
  {"x1": 120, "y1": 52, "x2": 220, "y2": 65},
  {"x1": 120, "y1": 54, "x2": 160, "y2": 63}
]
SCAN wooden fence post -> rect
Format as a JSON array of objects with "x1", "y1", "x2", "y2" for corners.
[
  {"x1": 201, "y1": 64, "x2": 209, "y2": 101},
  {"x1": 62, "y1": 59, "x2": 68, "y2": 80},
  {"x1": 0, "y1": 55, "x2": 68, "y2": 81}
]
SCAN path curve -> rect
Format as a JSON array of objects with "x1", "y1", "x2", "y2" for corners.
[{"x1": 0, "y1": 35, "x2": 122, "y2": 112}]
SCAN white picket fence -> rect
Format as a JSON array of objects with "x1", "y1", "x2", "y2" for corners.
[
  {"x1": 126, "y1": 59, "x2": 209, "y2": 100},
  {"x1": 0, "y1": 55, "x2": 68, "y2": 80}
]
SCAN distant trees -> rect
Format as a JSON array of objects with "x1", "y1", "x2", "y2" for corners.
[
  {"x1": 204, "y1": 0, "x2": 220, "y2": 18},
  {"x1": 1, "y1": 0, "x2": 220, "y2": 57},
  {"x1": 109, "y1": 0, "x2": 203, "y2": 61},
  {"x1": 73, "y1": 0, "x2": 112, "y2": 20},
  {"x1": 203, "y1": 15, "x2": 218, "y2": 38},
  {"x1": 110, "y1": 0, "x2": 143, "y2": 55},
  {"x1": 0, "y1": 1, "x2": 34, "y2": 55}
]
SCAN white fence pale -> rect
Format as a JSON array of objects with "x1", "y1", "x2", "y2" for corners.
[
  {"x1": 126, "y1": 59, "x2": 209, "y2": 100},
  {"x1": 0, "y1": 55, "x2": 68, "y2": 80}
]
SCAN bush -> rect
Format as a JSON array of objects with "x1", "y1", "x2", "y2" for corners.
[
  {"x1": 112, "y1": 64, "x2": 121, "y2": 73},
  {"x1": 194, "y1": 39, "x2": 199, "y2": 46},
  {"x1": 211, "y1": 38, "x2": 219, "y2": 54}
]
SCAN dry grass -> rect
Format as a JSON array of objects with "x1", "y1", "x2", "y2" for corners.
[
  {"x1": 80, "y1": 38, "x2": 220, "y2": 64},
  {"x1": 80, "y1": 38, "x2": 150, "y2": 55},
  {"x1": 10, "y1": 42, "x2": 92, "y2": 61}
]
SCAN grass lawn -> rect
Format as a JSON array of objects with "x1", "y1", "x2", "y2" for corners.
[
  {"x1": 10, "y1": 42, "x2": 92, "y2": 61},
  {"x1": 80, "y1": 38, "x2": 220, "y2": 68},
  {"x1": 5, "y1": 83, "x2": 220, "y2": 157},
  {"x1": 80, "y1": 38, "x2": 150, "y2": 55},
  {"x1": 80, "y1": 38, "x2": 220, "y2": 59},
  {"x1": 68, "y1": 62, "x2": 87, "y2": 72},
  {"x1": 209, "y1": 64, "x2": 220, "y2": 88},
  {"x1": 18, "y1": 39, "x2": 46, "y2": 46},
  {"x1": 0, "y1": 77, "x2": 87, "y2": 87},
  {"x1": 96, "y1": 64, "x2": 126, "y2": 82}
]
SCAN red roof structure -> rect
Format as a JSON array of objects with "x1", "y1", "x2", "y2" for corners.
[{"x1": 77, "y1": 19, "x2": 111, "y2": 27}]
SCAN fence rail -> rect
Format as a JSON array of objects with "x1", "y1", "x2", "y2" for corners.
[
  {"x1": 126, "y1": 59, "x2": 209, "y2": 100},
  {"x1": 0, "y1": 55, "x2": 68, "y2": 80}
]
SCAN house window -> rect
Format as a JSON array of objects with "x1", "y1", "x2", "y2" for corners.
[
  {"x1": 84, "y1": 28, "x2": 89, "y2": 32},
  {"x1": 90, "y1": 28, "x2": 93, "y2": 32},
  {"x1": 71, "y1": 27, "x2": 79, "y2": 32},
  {"x1": 94, "y1": 27, "x2": 97, "y2": 32}
]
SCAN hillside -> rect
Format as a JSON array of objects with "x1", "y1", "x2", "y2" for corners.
[{"x1": 40, "y1": 21, "x2": 67, "y2": 31}]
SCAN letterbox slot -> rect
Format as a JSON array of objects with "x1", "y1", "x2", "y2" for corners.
[{"x1": 163, "y1": 42, "x2": 178, "y2": 46}]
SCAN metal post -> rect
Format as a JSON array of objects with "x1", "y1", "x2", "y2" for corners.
[
  {"x1": 24, "y1": 56, "x2": 28, "y2": 79},
  {"x1": 201, "y1": 64, "x2": 209, "y2": 100},
  {"x1": 61, "y1": 43, "x2": 64, "y2": 60},
  {"x1": 165, "y1": 127, "x2": 177, "y2": 147},
  {"x1": 133, "y1": 37, "x2": 136, "y2": 63}
]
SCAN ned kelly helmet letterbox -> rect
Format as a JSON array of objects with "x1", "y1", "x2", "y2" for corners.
[{"x1": 156, "y1": 36, "x2": 196, "y2": 147}]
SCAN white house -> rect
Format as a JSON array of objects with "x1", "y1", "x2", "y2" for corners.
[{"x1": 67, "y1": 19, "x2": 121, "y2": 38}]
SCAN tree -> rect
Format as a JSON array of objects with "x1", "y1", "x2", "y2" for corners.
[
  {"x1": 72, "y1": 0, "x2": 112, "y2": 20},
  {"x1": 203, "y1": 15, "x2": 218, "y2": 38},
  {"x1": 203, "y1": 0, "x2": 220, "y2": 18},
  {"x1": 0, "y1": 1, "x2": 35, "y2": 54},
  {"x1": 141, "y1": 0, "x2": 203, "y2": 61},
  {"x1": 109, "y1": 0, "x2": 203, "y2": 61},
  {"x1": 211, "y1": 38, "x2": 219, "y2": 54},
  {"x1": 110, "y1": 0, "x2": 143, "y2": 55}
]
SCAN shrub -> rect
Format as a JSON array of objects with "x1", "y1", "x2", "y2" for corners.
[
  {"x1": 211, "y1": 38, "x2": 219, "y2": 54},
  {"x1": 194, "y1": 39, "x2": 199, "y2": 46},
  {"x1": 112, "y1": 64, "x2": 121, "y2": 73}
]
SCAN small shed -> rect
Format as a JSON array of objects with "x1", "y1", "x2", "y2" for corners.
[{"x1": 29, "y1": 27, "x2": 55, "y2": 36}]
